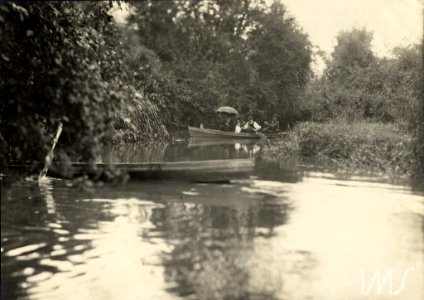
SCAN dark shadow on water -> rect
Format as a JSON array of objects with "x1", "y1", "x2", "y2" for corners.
[
  {"x1": 255, "y1": 158, "x2": 302, "y2": 183},
  {"x1": 143, "y1": 183, "x2": 290, "y2": 299}
]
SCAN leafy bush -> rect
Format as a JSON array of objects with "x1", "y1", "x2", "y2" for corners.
[
  {"x1": 299, "y1": 34, "x2": 421, "y2": 129},
  {"x1": 265, "y1": 122, "x2": 414, "y2": 175},
  {"x1": 294, "y1": 29, "x2": 422, "y2": 177},
  {"x1": 0, "y1": 2, "x2": 167, "y2": 174}
]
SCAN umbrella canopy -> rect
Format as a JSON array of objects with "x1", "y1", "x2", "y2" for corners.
[{"x1": 215, "y1": 106, "x2": 239, "y2": 115}]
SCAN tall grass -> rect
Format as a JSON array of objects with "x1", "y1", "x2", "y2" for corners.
[{"x1": 265, "y1": 121, "x2": 414, "y2": 175}]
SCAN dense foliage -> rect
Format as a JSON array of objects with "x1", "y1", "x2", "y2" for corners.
[
  {"x1": 126, "y1": 0, "x2": 312, "y2": 128},
  {"x1": 0, "y1": 2, "x2": 167, "y2": 173},
  {"x1": 288, "y1": 28, "x2": 423, "y2": 177},
  {"x1": 299, "y1": 29, "x2": 421, "y2": 128}
]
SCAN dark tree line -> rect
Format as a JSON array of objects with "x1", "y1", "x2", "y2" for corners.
[{"x1": 125, "y1": 0, "x2": 312, "y2": 128}]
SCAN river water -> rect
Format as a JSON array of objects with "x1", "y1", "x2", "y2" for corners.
[{"x1": 1, "y1": 140, "x2": 423, "y2": 300}]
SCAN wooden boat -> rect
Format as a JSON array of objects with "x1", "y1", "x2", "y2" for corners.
[
  {"x1": 47, "y1": 158, "x2": 255, "y2": 180},
  {"x1": 188, "y1": 126, "x2": 285, "y2": 139},
  {"x1": 63, "y1": 159, "x2": 252, "y2": 172},
  {"x1": 7, "y1": 159, "x2": 254, "y2": 181}
]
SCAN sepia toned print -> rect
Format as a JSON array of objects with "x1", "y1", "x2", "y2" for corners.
[{"x1": 1, "y1": 1, "x2": 423, "y2": 299}]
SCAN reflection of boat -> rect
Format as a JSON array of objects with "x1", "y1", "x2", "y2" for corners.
[
  {"x1": 188, "y1": 126, "x2": 285, "y2": 139},
  {"x1": 51, "y1": 158, "x2": 255, "y2": 180},
  {"x1": 188, "y1": 138, "x2": 257, "y2": 148}
]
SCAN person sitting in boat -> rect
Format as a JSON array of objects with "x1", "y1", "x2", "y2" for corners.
[
  {"x1": 242, "y1": 115, "x2": 261, "y2": 133},
  {"x1": 263, "y1": 114, "x2": 279, "y2": 133},
  {"x1": 234, "y1": 116, "x2": 244, "y2": 133}
]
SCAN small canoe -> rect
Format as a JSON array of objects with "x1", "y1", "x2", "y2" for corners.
[
  {"x1": 64, "y1": 159, "x2": 253, "y2": 172},
  {"x1": 52, "y1": 158, "x2": 255, "y2": 180},
  {"x1": 188, "y1": 126, "x2": 285, "y2": 139},
  {"x1": 6, "y1": 159, "x2": 255, "y2": 181}
]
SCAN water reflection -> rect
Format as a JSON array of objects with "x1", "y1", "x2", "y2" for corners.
[
  {"x1": 154, "y1": 197, "x2": 289, "y2": 299},
  {"x1": 100, "y1": 141, "x2": 171, "y2": 163},
  {"x1": 1, "y1": 177, "x2": 291, "y2": 300},
  {"x1": 1, "y1": 178, "x2": 96, "y2": 299},
  {"x1": 101, "y1": 139, "x2": 263, "y2": 163},
  {"x1": 2, "y1": 145, "x2": 424, "y2": 300}
]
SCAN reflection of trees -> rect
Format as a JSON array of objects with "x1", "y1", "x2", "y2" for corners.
[
  {"x1": 255, "y1": 159, "x2": 301, "y2": 183},
  {"x1": 188, "y1": 145, "x2": 243, "y2": 161},
  {"x1": 101, "y1": 142, "x2": 265, "y2": 163},
  {"x1": 1, "y1": 179, "x2": 67, "y2": 298},
  {"x1": 101, "y1": 141, "x2": 170, "y2": 163},
  {"x1": 188, "y1": 143, "x2": 264, "y2": 161},
  {"x1": 1, "y1": 179, "x2": 120, "y2": 299},
  {"x1": 148, "y1": 195, "x2": 289, "y2": 299},
  {"x1": 2, "y1": 174, "x2": 293, "y2": 299},
  {"x1": 1, "y1": 180, "x2": 44, "y2": 298}
]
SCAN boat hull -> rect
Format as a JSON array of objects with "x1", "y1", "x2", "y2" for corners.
[
  {"x1": 188, "y1": 126, "x2": 283, "y2": 139},
  {"x1": 7, "y1": 159, "x2": 255, "y2": 181}
]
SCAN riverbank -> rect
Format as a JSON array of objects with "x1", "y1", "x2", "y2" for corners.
[{"x1": 264, "y1": 122, "x2": 414, "y2": 176}]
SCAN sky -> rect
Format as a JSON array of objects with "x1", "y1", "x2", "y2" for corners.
[{"x1": 282, "y1": 0, "x2": 422, "y2": 56}]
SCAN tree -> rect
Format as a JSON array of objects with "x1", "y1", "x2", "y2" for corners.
[
  {"x1": 326, "y1": 28, "x2": 375, "y2": 81},
  {"x1": 126, "y1": 0, "x2": 312, "y2": 128},
  {"x1": 0, "y1": 2, "x2": 167, "y2": 175},
  {"x1": 245, "y1": 1, "x2": 312, "y2": 125},
  {"x1": 299, "y1": 41, "x2": 421, "y2": 126}
]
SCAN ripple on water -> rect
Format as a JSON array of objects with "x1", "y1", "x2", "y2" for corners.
[
  {"x1": 11, "y1": 267, "x2": 35, "y2": 277},
  {"x1": 1, "y1": 160, "x2": 423, "y2": 300},
  {"x1": 5, "y1": 243, "x2": 47, "y2": 257},
  {"x1": 47, "y1": 223, "x2": 63, "y2": 229},
  {"x1": 26, "y1": 271, "x2": 53, "y2": 283},
  {"x1": 39, "y1": 259, "x2": 74, "y2": 272},
  {"x1": 50, "y1": 249, "x2": 67, "y2": 257},
  {"x1": 15, "y1": 252, "x2": 42, "y2": 261}
]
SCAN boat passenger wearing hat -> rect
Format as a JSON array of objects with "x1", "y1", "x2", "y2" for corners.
[
  {"x1": 243, "y1": 115, "x2": 261, "y2": 133},
  {"x1": 263, "y1": 114, "x2": 279, "y2": 133}
]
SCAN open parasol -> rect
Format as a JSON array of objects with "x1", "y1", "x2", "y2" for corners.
[{"x1": 215, "y1": 106, "x2": 239, "y2": 115}]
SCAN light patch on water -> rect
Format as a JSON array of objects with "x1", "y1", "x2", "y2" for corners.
[
  {"x1": 12, "y1": 267, "x2": 35, "y2": 278},
  {"x1": 11, "y1": 197, "x2": 179, "y2": 300},
  {"x1": 39, "y1": 259, "x2": 74, "y2": 272},
  {"x1": 5, "y1": 243, "x2": 47, "y2": 257},
  {"x1": 241, "y1": 180, "x2": 293, "y2": 197},
  {"x1": 50, "y1": 249, "x2": 67, "y2": 257},
  {"x1": 82, "y1": 198, "x2": 165, "y2": 208},
  {"x1": 304, "y1": 172, "x2": 416, "y2": 194},
  {"x1": 26, "y1": 271, "x2": 53, "y2": 283},
  {"x1": 53, "y1": 228, "x2": 70, "y2": 235},
  {"x1": 182, "y1": 188, "x2": 200, "y2": 196},
  {"x1": 48, "y1": 223, "x2": 62, "y2": 229},
  {"x1": 248, "y1": 177, "x2": 424, "y2": 300}
]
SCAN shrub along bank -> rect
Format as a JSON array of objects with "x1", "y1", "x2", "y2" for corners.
[{"x1": 264, "y1": 122, "x2": 414, "y2": 176}]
